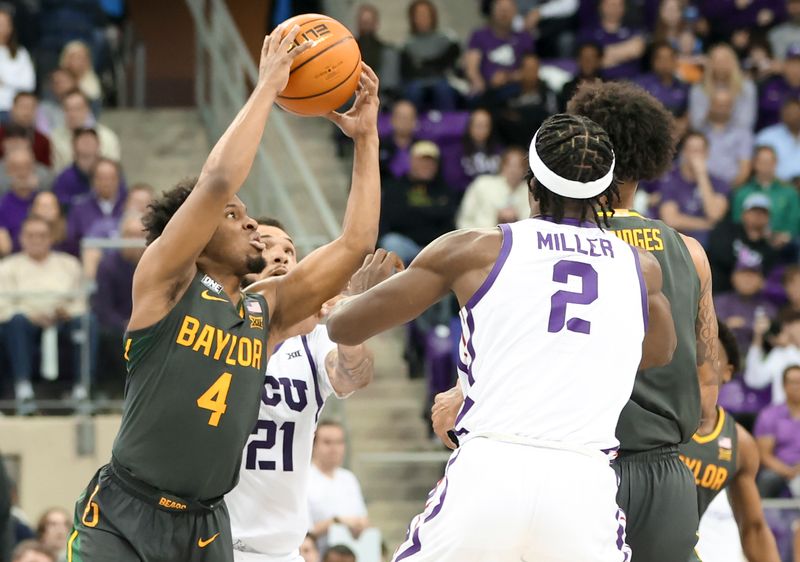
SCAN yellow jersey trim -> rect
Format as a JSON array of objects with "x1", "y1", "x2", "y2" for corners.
[
  {"x1": 693, "y1": 407, "x2": 725, "y2": 444},
  {"x1": 597, "y1": 209, "x2": 644, "y2": 218},
  {"x1": 67, "y1": 530, "x2": 78, "y2": 562}
]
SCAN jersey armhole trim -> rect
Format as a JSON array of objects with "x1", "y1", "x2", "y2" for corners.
[
  {"x1": 464, "y1": 223, "x2": 513, "y2": 310},
  {"x1": 630, "y1": 245, "x2": 649, "y2": 333},
  {"x1": 302, "y1": 334, "x2": 325, "y2": 423},
  {"x1": 693, "y1": 406, "x2": 725, "y2": 444}
]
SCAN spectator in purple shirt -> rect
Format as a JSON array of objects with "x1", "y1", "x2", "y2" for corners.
[
  {"x1": 51, "y1": 128, "x2": 100, "y2": 208},
  {"x1": 442, "y1": 108, "x2": 502, "y2": 194},
  {"x1": 558, "y1": 42, "x2": 603, "y2": 111},
  {"x1": 0, "y1": 147, "x2": 43, "y2": 251},
  {"x1": 753, "y1": 364, "x2": 800, "y2": 497},
  {"x1": 700, "y1": 0, "x2": 784, "y2": 48},
  {"x1": 690, "y1": 44, "x2": 758, "y2": 131},
  {"x1": 635, "y1": 42, "x2": 690, "y2": 135},
  {"x1": 698, "y1": 88, "x2": 754, "y2": 186},
  {"x1": 465, "y1": 0, "x2": 535, "y2": 101},
  {"x1": 64, "y1": 158, "x2": 125, "y2": 257},
  {"x1": 715, "y1": 255, "x2": 778, "y2": 355},
  {"x1": 758, "y1": 44, "x2": 800, "y2": 130},
  {"x1": 92, "y1": 212, "x2": 144, "y2": 386},
  {"x1": 378, "y1": 100, "x2": 418, "y2": 179},
  {"x1": 578, "y1": 0, "x2": 646, "y2": 80},
  {"x1": 657, "y1": 130, "x2": 730, "y2": 245}
]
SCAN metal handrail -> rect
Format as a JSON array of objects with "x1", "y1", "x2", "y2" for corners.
[{"x1": 185, "y1": 0, "x2": 340, "y2": 255}]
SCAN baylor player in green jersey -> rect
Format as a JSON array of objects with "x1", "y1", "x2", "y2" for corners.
[
  {"x1": 567, "y1": 82, "x2": 722, "y2": 562},
  {"x1": 69, "y1": 29, "x2": 383, "y2": 562},
  {"x1": 680, "y1": 321, "x2": 780, "y2": 562}
]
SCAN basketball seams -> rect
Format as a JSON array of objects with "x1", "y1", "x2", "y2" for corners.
[
  {"x1": 288, "y1": 35, "x2": 356, "y2": 76},
  {"x1": 277, "y1": 54, "x2": 361, "y2": 101}
]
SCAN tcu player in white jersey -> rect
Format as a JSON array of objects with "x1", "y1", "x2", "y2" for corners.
[
  {"x1": 326, "y1": 114, "x2": 678, "y2": 561},
  {"x1": 226, "y1": 218, "x2": 389, "y2": 562}
]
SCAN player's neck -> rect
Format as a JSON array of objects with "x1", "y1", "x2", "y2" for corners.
[
  {"x1": 695, "y1": 408, "x2": 720, "y2": 437},
  {"x1": 200, "y1": 266, "x2": 244, "y2": 305},
  {"x1": 615, "y1": 180, "x2": 638, "y2": 210}
]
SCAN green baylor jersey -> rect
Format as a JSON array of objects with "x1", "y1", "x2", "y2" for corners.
[
  {"x1": 112, "y1": 271, "x2": 269, "y2": 500},
  {"x1": 606, "y1": 210, "x2": 701, "y2": 451},
  {"x1": 679, "y1": 406, "x2": 738, "y2": 517}
]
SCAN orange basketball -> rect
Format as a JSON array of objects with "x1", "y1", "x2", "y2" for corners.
[{"x1": 276, "y1": 14, "x2": 362, "y2": 116}]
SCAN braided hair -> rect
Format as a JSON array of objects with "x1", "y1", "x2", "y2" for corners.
[{"x1": 527, "y1": 113, "x2": 619, "y2": 228}]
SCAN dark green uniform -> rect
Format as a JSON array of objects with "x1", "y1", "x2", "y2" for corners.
[
  {"x1": 69, "y1": 272, "x2": 269, "y2": 562},
  {"x1": 606, "y1": 211, "x2": 702, "y2": 562},
  {"x1": 679, "y1": 406, "x2": 738, "y2": 518}
]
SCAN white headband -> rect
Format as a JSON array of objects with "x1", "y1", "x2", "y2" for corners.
[{"x1": 528, "y1": 128, "x2": 616, "y2": 199}]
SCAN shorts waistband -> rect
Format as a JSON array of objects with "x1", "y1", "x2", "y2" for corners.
[
  {"x1": 109, "y1": 457, "x2": 223, "y2": 513},
  {"x1": 463, "y1": 432, "x2": 613, "y2": 462},
  {"x1": 615, "y1": 444, "x2": 680, "y2": 462}
]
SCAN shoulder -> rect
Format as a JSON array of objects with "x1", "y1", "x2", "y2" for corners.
[
  {"x1": 52, "y1": 251, "x2": 82, "y2": 269},
  {"x1": 416, "y1": 227, "x2": 502, "y2": 269},
  {"x1": 735, "y1": 422, "x2": 759, "y2": 473},
  {"x1": 468, "y1": 27, "x2": 489, "y2": 44}
]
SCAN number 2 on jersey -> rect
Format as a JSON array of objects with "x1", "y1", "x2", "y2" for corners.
[
  {"x1": 246, "y1": 420, "x2": 295, "y2": 471},
  {"x1": 197, "y1": 372, "x2": 232, "y2": 426},
  {"x1": 548, "y1": 259, "x2": 598, "y2": 334}
]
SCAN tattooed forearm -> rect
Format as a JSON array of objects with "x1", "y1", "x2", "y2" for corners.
[
  {"x1": 695, "y1": 266, "x2": 719, "y2": 369},
  {"x1": 326, "y1": 344, "x2": 374, "y2": 395}
]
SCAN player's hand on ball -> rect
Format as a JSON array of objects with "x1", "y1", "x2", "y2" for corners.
[
  {"x1": 346, "y1": 249, "x2": 403, "y2": 295},
  {"x1": 432, "y1": 386, "x2": 463, "y2": 450},
  {"x1": 259, "y1": 24, "x2": 312, "y2": 95},
  {"x1": 325, "y1": 63, "x2": 380, "y2": 140}
]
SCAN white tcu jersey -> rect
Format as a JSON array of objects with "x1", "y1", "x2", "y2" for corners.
[
  {"x1": 227, "y1": 324, "x2": 340, "y2": 556},
  {"x1": 454, "y1": 218, "x2": 647, "y2": 453}
]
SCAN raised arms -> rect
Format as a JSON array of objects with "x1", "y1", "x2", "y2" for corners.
[
  {"x1": 252, "y1": 65, "x2": 382, "y2": 344},
  {"x1": 129, "y1": 28, "x2": 309, "y2": 330}
]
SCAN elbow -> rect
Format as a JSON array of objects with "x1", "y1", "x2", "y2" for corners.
[
  {"x1": 326, "y1": 317, "x2": 363, "y2": 347},
  {"x1": 337, "y1": 235, "x2": 376, "y2": 261}
]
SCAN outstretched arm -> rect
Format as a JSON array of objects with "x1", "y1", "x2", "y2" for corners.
[
  {"x1": 130, "y1": 28, "x2": 309, "y2": 329},
  {"x1": 254, "y1": 64, "x2": 381, "y2": 341},
  {"x1": 730, "y1": 424, "x2": 781, "y2": 562},
  {"x1": 681, "y1": 234, "x2": 720, "y2": 426},
  {"x1": 327, "y1": 229, "x2": 499, "y2": 346},
  {"x1": 637, "y1": 248, "x2": 677, "y2": 370}
]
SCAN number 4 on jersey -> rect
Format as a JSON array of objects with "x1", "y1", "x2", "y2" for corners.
[{"x1": 197, "y1": 372, "x2": 232, "y2": 426}]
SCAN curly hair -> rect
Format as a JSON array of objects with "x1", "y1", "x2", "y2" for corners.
[
  {"x1": 566, "y1": 81, "x2": 676, "y2": 182},
  {"x1": 717, "y1": 320, "x2": 741, "y2": 374},
  {"x1": 142, "y1": 177, "x2": 198, "y2": 245},
  {"x1": 527, "y1": 113, "x2": 619, "y2": 228}
]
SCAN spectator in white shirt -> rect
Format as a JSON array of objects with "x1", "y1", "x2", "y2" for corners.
[
  {"x1": 456, "y1": 146, "x2": 529, "y2": 229},
  {"x1": 309, "y1": 420, "x2": 369, "y2": 547},
  {"x1": 0, "y1": 5, "x2": 34, "y2": 120},
  {"x1": 50, "y1": 90, "x2": 120, "y2": 172},
  {"x1": 745, "y1": 311, "x2": 800, "y2": 404}
]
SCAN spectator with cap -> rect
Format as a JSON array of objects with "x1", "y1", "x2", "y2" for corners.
[
  {"x1": 714, "y1": 253, "x2": 778, "y2": 355},
  {"x1": 0, "y1": 93, "x2": 52, "y2": 167},
  {"x1": 758, "y1": 44, "x2": 800, "y2": 130},
  {"x1": 0, "y1": 147, "x2": 44, "y2": 251},
  {"x1": 0, "y1": 4, "x2": 35, "y2": 122},
  {"x1": 690, "y1": 44, "x2": 758, "y2": 131},
  {"x1": 708, "y1": 192, "x2": 779, "y2": 293},
  {"x1": 578, "y1": 0, "x2": 645, "y2": 80},
  {"x1": 558, "y1": 42, "x2": 603, "y2": 111},
  {"x1": 400, "y1": 0, "x2": 460, "y2": 112},
  {"x1": 656, "y1": 130, "x2": 730, "y2": 246},
  {"x1": 36, "y1": 69, "x2": 77, "y2": 135},
  {"x1": 51, "y1": 89, "x2": 120, "y2": 172},
  {"x1": 379, "y1": 140, "x2": 456, "y2": 265},
  {"x1": 491, "y1": 53, "x2": 558, "y2": 148},
  {"x1": 732, "y1": 145, "x2": 800, "y2": 243},
  {"x1": 457, "y1": 146, "x2": 529, "y2": 229},
  {"x1": 443, "y1": 108, "x2": 502, "y2": 194},
  {"x1": 769, "y1": 0, "x2": 800, "y2": 62},
  {"x1": 0, "y1": 126, "x2": 51, "y2": 194},
  {"x1": 752, "y1": 364, "x2": 800, "y2": 497},
  {"x1": 465, "y1": 0, "x2": 534, "y2": 100},
  {"x1": 755, "y1": 98, "x2": 800, "y2": 183},
  {"x1": 635, "y1": 41, "x2": 690, "y2": 134},
  {"x1": 64, "y1": 158, "x2": 125, "y2": 257},
  {"x1": 0, "y1": 215, "x2": 90, "y2": 414},
  {"x1": 51, "y1": 128, "x2": 100, "y2": 207},
  {"x1": 746, "y1": 312, "x2": 800, "y2": 405},
  {"x1": 379, "y1": 100, "x2": 418, "y2": 180},
  {"x1": 696, "y1": 88, "x2": 754, "y2": 187}
]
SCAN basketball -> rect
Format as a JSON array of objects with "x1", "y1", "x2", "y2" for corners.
[{"x1": 276, "y1": 14, "x2": 362, "y2": 116}]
